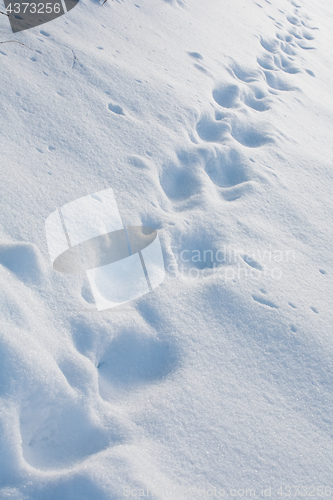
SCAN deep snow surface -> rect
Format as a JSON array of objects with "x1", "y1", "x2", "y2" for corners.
[{"x1": 1, "y1": 0, "x2": 333, "y2": 498}]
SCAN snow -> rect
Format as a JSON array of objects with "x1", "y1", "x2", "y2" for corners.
[{"x1": 1, "y1": 0, "x2": 333, "y2": 497}]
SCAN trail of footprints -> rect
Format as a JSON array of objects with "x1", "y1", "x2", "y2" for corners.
[
  {"x1": 161, "y1": 0, "x2": 319, "y2": 210},
  {"x1": 159, "y1": 1, "x2": 320, "y2": 326},
  {"x1": 108, "y1": 2, "x2": 318, "y2": 209},
  {"x1": 0, "y1": 241, "x2": 179, "y2": 470},
  {"x1": 159, "y1": 2, "x2": 318, "y2": 209},
  {"x1": 0, "y1": 4, "x2": 322, "y2": 473},
  {"x1": 158, "y1": 2, "x2": 319, "y2": 257},
  {"x1": 250, "y1": 282, "x2": 324, "y2": 335},
  {"x1": 239, "y1": 253, "x2": 325, "y2": 329}
]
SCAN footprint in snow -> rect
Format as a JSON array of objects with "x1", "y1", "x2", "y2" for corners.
[
  {"x1": 201, "y1": 146, "x2": 250, "y2": 189},
  {"x1": 97, "y1": 331, "x2": 179, "y2": 403},
  {"x1": 108, "y1": 102, "x2": 125, "y2": 115},
  {"x1": 252, "y1": 294, "x2": 279, "y2": 309},
  {"x1": 242, "y1": 254, "x2": 263, "y2": 270},
  {"x1": 0, "y1": 242, "x2": 45, "y2": 284},
  {"x1": 188, "y1": 51, "x2": 203, "y2": 60},
  {"x1": 213, "y1": 80, "x2": 271, "y2": 113},
  {"x1": 160, "y1": 156, "x2": 202, "y2": 202},
  {"x1": 310, "y1": 306, "x2": 319, "y2": 314}
]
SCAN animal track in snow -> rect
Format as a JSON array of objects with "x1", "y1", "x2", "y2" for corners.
[
  {"x1": 257, "y1": 3, "x2": 317, "y2": 82},
  {"x1": 180, "y1": 1, "x2": 317, "y2": 215},
  {"x1": 197, "y1": 106, "x2": 273, "y2": 149},
  {"x1": 163, "y1": 0, "x2": 186, "y2": 7},
  {"x1": 276, "y1": 32, "x2": 295, "y2": 43},
  {"x1": 200, "y1": 146, "x2": 250, "y2": 188},
  {"x1": 20, "y1": 395, "x2": 116, "y2": 470},
  {"x1": 108, "y1": 102, "x2": 125, "y2": 115},
  {"x1": 188, "y1": 51, "x2": 203, "y2": 60},
  {"x1": 194, "y1": 64, "x2": 209, "y2": 74},
  {"x1": 252, "y1": 295, "x2": 279, "y2": 309},
  {"x1": 228, "y1": 115, "x2": 273, "y2": 148},
  {"x1": 287, "y1": 27, "x2": 303, "y2": 39},
  {"x1": 0, "y1": 242, "x2": 45, "y2": 285},
  {"x1": 229, "y1": 61, "x2": 262, "y2": 83},
  {"x1": 97, "y1": 331, "x2": 178, "y2": 400},
  {"x1": 257, "y1": 53, "x2": 276, "y2": 71},
  {"x1": 196, "y1": 115, "x2": 231, "y2": 142},
  {"x1": 258, "y1": 52, "x2": 300, "y2": 75},
  {"x1": 243, "y1": 84, "x2": 271, "y2": 111},
  {"x1": 160, "y1": 154, "x2": 203, "y2": 201},
  {"x1": 161, "y1": 0, "x2": 317, "y2": 216},
  {"x1": 213, "y1": 82, "x2": 271, "y2": 112},
  {"x1": 260, "y1": 36, "x2": 282, "y2": 54},
  {"x1": 263, "y1": 70, "x2": 296, "y2": 91},
  {"x1": 286, "y1": 15, "x2": 301, "y2": 26},
  {"x1": 127, "y1": 155, "x2": 151, "y2": 169},
  {"x1": 159, "y1": 143, "x2": 253, "y2": 208},
  {"x1": 295, "y1": 40, "x2": 316, "y2": 50},
  {"x1": 242, "y1": 255, "x2": 263, "y2": 270},
  {"x1": 188, "y1": 52, "x2": 209, "y2": 73},
  {"x1": 301, "y1": 30, "x2": 315, "y2": 41},
  {"x1": 213, "y1": 84, "x2": 241, "y2": 109}
]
